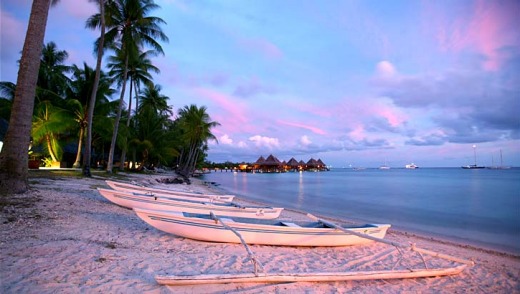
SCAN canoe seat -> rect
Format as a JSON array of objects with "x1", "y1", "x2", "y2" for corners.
[{"x1": 281, "y1": 222, "x2": 301, "y2": 228}]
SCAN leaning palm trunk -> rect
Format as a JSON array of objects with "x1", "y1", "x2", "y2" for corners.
[
  {"x1": 73, "y1": 124, "x2": 85, "y2": 168},
  {"x1": 0, "y1": 0, "x2": 52, "y2": 194},
  {"x1": 106, "y1": 55, "x2": 129, "y2": 173},
  {"x1": 182, "y1": 142, "x2": 200, "y2": 177},
  {"x1": 45, "y1": 134, "x2": 59, "y2": 163},
  {"x1": 118, "y1": 77, "x2": 134, "y2": 171},
  {"x1": 83, "y1": 0, "x2": 105, "y2": 177}
]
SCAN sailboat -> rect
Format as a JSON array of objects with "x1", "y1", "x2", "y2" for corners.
[
  {"x1": 379, "y1": 159, "x2": 391, "y2": 170},
  {"x1": 462, "y1": 145, "x2": 485, "y2": 169},
  {"x1": 487, "y1": 150, "x2": 511, "y2": 170}
]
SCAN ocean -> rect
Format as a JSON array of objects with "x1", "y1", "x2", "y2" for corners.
[{"x1": 202, "y1": 168, "x2": 520, "y2": 255}]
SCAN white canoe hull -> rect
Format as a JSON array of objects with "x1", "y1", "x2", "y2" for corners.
[
  {"x1": 97, "y1": 188, "x2": 283, "y2": 219},
  {"x1": 105, "y1": 180, "x2": 234, "y2": 202},
  {"x1": 134, "y1": 208, "x2": 391, "y2": 247}
]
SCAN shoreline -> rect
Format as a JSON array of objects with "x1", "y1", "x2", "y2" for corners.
[
  {"x1": 205, "y1": 176, "x2": 520, "y2": 258},
  {"x1": 1, "y1": 171, "x2": 519, "y2": 293}
]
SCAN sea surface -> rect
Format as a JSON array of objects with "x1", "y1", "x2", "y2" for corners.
[{"x1": 203, "y1": 168, "x2": 520, "y2": 255}]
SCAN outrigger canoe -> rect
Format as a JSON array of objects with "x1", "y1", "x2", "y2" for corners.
[
  {"x1": 134, "y1": 208, "x2": 391, "y2": 247},
  {"x1": 97, "y1": 188, "x2": 283, "y2": 219},
  {"x1": 105, "y1": 180, "x2": 234, "y2": 202}
]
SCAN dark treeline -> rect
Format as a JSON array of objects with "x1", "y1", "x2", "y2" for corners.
[{"x1": 0, "y1": 0, "x2": 219, "y2": 195}]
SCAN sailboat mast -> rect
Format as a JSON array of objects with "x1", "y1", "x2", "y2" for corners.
[{"x1": 473, "y1": 145, "x2": 477, "y2": 166}]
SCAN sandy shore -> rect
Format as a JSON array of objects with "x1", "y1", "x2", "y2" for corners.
[{"x1": 1, "y1": 171, "x2": 519, "y2": 293}]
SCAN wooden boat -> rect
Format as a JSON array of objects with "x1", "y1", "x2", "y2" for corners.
[
  {"x1": 105, "y1": 180, "x2": 234, "y2": 202},
  {"x1": 97, "y1": 188, "x2": 283, "y2": 219},
  {"x1": 134, "y1": 208, "x2": 391, "y2": 247}
]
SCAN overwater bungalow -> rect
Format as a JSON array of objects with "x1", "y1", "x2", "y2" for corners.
[{"x1": 286, "y1": 157, "x2": 301, "y2": 172}]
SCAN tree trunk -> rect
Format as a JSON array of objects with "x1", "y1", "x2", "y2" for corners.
[
  {"x1": 118, "y1": 77, "x2": 133, "y2": 171},
  {"x1": 83, "y1": 0, "x2": 105, "y2": 177},
  {"x1": 0, "y1": 0, "x2": 51, "y2": 194},
  {"x1": 73, "y1": 124, "x2": 85, "y2": 168},
  {"x1": 106, "y1": 55, "x2": 129, "y2": 173}
]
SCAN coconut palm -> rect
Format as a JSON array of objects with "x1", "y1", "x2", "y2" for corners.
[
  {"x1": 107, "y1": 47, "x2": 159, "y2": 170},
  {"x1": 68, "y1": 62, "x2": 115, "y2": 168},
  {"x1": 176, "y1": 105, "x2": 220, "y2": 177},
  {"x1": 32, "y1": 101, "x2": 75, "y2": 163},
  {"x1": 131, "y1": 100, "x2": 178, "y2": 170},
  {"x1": 87, "y1": 0, "x2": 168, "y2": 173},
  {"x1": 0, "y1": 0, "x2": 59, "y2": 194},
  {"x1": 83, "y1": 0, "x2": 106, "y2": 177},
  {"x1": 138, "y1": 82, "x2": 172, "y2": 117},
  {"x1": 36, "y1": 42, "x2": 71, "y2": 106}
]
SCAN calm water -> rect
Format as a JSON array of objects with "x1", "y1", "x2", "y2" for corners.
[{"x1": 203, "y1": 168, "x2": 520, "y2": 254}]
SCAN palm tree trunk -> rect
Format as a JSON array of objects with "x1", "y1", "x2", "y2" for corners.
[
  {"x1": 46, "y1": 134, "x2": 58, "y2": 163},
  {"x1": 118, "y1": 77, "x2": 133, "y2": 171},
  {"x1": 83, "y1": 0, "x2": 105, "y2": 177},
  {"x1": 106, "y1": 55, "x2": 129, "y2": 173},
  {"x1": 0, "y1": 0, "x2": 51, "y2": 194},
  {"x1": 73, "y1": 124, "x2": 85, "y2": 168}
]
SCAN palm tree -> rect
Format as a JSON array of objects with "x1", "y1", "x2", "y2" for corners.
[
  {"x1": 107, "y1": 48, "x2": 159, "y2": 170},
  {"x1": 138, "y1": 82, "x2": 172, "y2": 117},
  {"x1": 88, "y1": 0, "x2": 168, "y2": 173},
  {"x1": 68, "y1": 62, "x2": 115, "y2": 168},
  {"x1": 176, "y1": 105, "x2": 220, "y2": 177},
  {"x1": 83, "y1": 0, "x2": 106, "y2": 177},
  {"x1": 0, "y1": 0, "x2": 59, "y2": 194},
  {"x1": 36, "y1": 42, "x2": 71, "y2": 106},
  {"x1": 31, "y1": 101, "x2": 75, "y2": 163}
]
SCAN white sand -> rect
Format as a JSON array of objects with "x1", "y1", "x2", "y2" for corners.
[{"x1": 1, "y1": 172, "x2": 518, "y2": 293}]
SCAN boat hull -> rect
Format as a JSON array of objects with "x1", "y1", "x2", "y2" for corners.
[
  {"x1": 134, "y1": 208, "x2": 391, "y2": 247},
  {"x1": 97, "y1": 188, "x2": 283, "y2": 219},
  {"x1": 105, "y1": 180, "x2": 234, "y2": 202}
]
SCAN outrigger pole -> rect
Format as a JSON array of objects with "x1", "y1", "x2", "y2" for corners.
[{"x1": 155, "y1": 213, "x2": 473, "y2": 285}]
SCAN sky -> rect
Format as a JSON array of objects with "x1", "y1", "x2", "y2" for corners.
[{"x1": 1, "y1": 0, "x2": 519, "y2": 168}]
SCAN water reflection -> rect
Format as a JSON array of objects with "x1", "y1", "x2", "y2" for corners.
[{"x1": 297, "y1": 171, "x2": 304, "y2": 207}]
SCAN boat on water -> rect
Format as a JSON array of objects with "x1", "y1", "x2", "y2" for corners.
[
  {"x1": 134, "y1": 208, "x2": 391, "y2": 247},
  {"x1": 461, "y1": 165, "x2": 486, "y2": 169},
  {"x1": 487, "y1": 150, "x2": 511, "y2": 170},
  {"x1": 97, "y1": 188, "x2": 283, "y2": 219},
  {"x1": 379, "y1": 159, "x2": 391, "y2": 170},
  {"x1": 105, "y1": 180, "x2": 234, "y2": 202},
  {"x1": 405, "y1": 163, "x2": 418, "y2": 169},
  {"x1": 462, "y1": 145, "x2": 485, "y2": 169}
]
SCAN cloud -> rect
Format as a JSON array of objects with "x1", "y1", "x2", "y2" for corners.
[
  {"x1": 426, "y1": 0, "x2": 520, "y2": 71},
  {"x1": 248, "y1": 135, "x2": 279, "y2": 149},
  {"x1": 300, "y1": 135, "x2": 312, "y2": 146},
  {"x1": 233, "y1": 77, "x2": 276, "y2": 98},
  {"x1": 376, "y1": 60, "x2": 397, "y2": 77},
  {"x1": 238, "y1": 37, "x2": 283, "y2": 59},
  {"x1": 278, "y1": 120, "x2": 327, "y2": 135},
  {"x1": 219, "y1": 134, "x2": 233, "y2": 145}
]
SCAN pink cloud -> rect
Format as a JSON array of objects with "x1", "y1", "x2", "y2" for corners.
[
  {"x1": 238, "y1": 37, "x2": 283, "y2": 59},
  {"x1": 429, "y1": 0, "x2": 520, "y2": 71},
  {"x1": 278, "y1": 120, "x2": 327, "y2": 135}
]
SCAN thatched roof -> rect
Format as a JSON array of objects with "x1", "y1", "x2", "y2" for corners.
[
  {"x1": 306, "y1": 158, "x2": 318, "y2": 167},
  {"x1": 287, "y1": 157, "x2": 299, "y2": 167},
  {"x1": 263, "y1": 154, "x2": 282, "y2": 166},
  {"x1": 299, "y1": 160, "x2": 306, "y2": 166},
  {"x1": 255, "y1": 156, "x2": 266, "y2": 164},
  {"x1": 317, "y1": 159, "x2": 326, "y2": 166}
]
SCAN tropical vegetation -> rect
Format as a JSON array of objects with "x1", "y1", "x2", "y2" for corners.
[{"x1": 0, "y1": 0, "x2": 220, "y2": 194}]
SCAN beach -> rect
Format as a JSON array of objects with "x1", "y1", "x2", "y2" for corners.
[{"x1": 1, "y1": 171, "x2": 519, "y2": 293}]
